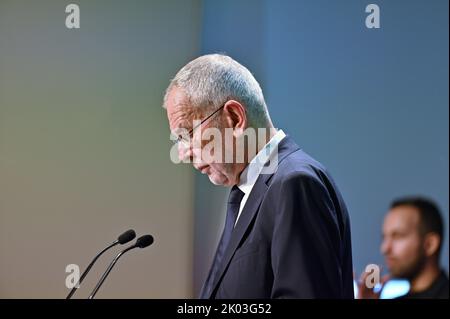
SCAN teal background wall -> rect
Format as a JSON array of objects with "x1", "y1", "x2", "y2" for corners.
[{"x1": 196, "y1": 0, "x2": 449, "y2": 296}]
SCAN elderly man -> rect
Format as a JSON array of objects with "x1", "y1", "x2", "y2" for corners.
[{"x1": 163, "y1": 54, "x2": 354, "y2": 298}]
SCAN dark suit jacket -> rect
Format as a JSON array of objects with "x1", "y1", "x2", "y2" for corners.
[{"x1": 202, "y1": 135, "x2": 354, "y2": 299}]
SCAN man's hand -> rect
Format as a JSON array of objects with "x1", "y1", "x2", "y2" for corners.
[{"x1": 356, "y1": 267, "x2": 390, "y2": 299}]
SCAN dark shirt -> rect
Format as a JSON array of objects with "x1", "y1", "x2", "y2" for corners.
[{"x1": 400, "y1": 270, "x2": 449, "y2": 299}]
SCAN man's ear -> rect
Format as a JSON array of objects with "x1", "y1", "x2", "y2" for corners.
[
  {"x1": 423, "y1": 232, "x2": 441, "y2": 257},
  {"x1": 223, "y1": 100, "x2": 247, "y2": 136}
]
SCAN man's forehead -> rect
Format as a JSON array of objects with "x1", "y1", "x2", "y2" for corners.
[
  {"x1": 166, "y1": 88, "x2": 203, "y2": 131},
  {"x1": 169, "y1": 107, "x2": 196, "y2": 130},
  {"x1": 166, "y1": 87, "x2": 189, "y2": 109},
  {"x1": 384, "y1": 206, "x2": 420, "y2": 231}
]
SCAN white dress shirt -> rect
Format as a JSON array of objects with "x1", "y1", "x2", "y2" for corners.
[{"x1": 235, "y1": 129, "x2": 286, "y2": 226}]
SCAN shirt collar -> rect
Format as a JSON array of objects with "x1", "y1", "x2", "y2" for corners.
[{"x1": 237, "y1": 129, "x2": 286, "y2": 195}]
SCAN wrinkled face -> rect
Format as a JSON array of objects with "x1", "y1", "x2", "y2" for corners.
[
  {"x1": 381, "y1": 206, "x2": 425, "y2": 279},
  {"x1": 165, "y1": 87, "x2": 244, "y2": 186}
]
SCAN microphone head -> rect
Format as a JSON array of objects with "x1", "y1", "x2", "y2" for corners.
[
  {"x1": 136, "y1": 235, "x2": 154, "y2": 248},
  {"x1": 118, "y1": 229, "x2": 136, "y2": 244}
]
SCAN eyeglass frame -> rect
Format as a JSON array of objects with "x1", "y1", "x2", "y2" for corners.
[{"x1": 171, "y1": 103, "x2": 226, "y2": 146}]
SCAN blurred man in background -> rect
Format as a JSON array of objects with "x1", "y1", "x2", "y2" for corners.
[{"x1": 358, "y1": 196, "x2": 449, "y2": 299}]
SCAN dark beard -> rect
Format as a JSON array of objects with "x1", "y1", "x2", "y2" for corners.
[{"x1": 394, "y1": 250, "x2": 427, "y2": 280}]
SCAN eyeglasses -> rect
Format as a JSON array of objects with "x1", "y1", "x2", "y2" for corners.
[{"x1": 171, "y1": 103, "x2": 225, "y2": 147}]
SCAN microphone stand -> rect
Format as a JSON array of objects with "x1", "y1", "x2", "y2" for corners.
[
  {"x1": 88, "y1": 245, "x2": 136, "y2": 299},
  {"x1": 66, "y1": 240, "x2": 119, "y2": 299}
]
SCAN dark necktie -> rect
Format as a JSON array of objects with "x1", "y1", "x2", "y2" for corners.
[{"x1": 199, "y1": 185, "x2": 245, "y2": 298}]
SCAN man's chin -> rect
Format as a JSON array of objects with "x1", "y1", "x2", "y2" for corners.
[
  {"x1": 208, "y1": 174, "x2": 225, "y2": 186},
  {"x1": 206, "y1": 171, "x2": 234, "y2": 186}
]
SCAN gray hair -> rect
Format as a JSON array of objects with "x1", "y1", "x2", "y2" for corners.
[{"x1": 163, "y1": 54, "x2": 271, "y2": 128}]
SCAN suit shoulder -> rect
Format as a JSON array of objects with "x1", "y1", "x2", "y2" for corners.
[{"x1": 269, "y1": 149, "x2": 329, "y2": 186}]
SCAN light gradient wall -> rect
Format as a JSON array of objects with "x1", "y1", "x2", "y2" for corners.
[{"x1": 0, "y1": 0, "x2": 201, "y2": 298}]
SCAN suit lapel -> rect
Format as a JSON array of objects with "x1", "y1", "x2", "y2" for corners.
[{"x1": 207, "y1": 173, "x2": 270, "y2": 298}]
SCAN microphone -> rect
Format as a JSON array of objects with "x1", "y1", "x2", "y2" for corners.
[
  {"x1": 88, "y1": 234, "x2": 154, "y2": 299},
  {"x1": 66, "y1": 229, "x2": 136, "y2": 299}
]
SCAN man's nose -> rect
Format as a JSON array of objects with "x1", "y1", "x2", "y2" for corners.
[
  {"x1": 178, "y1": 143, "x2": 193, "y2": 162},
  {"x1": 381, "y1": 239, "x2": 391, "y2": 255}
]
